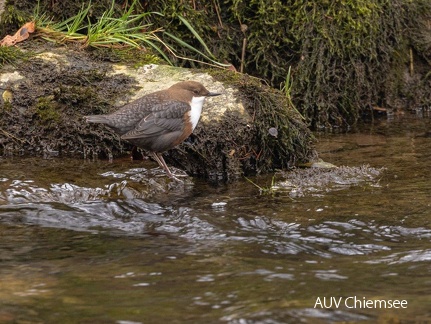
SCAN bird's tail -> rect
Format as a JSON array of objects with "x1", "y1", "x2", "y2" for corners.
[{"x1": 85, "y1": 115, "x2": 109, "y2": 124}]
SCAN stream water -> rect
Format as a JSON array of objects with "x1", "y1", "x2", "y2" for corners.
[{"x1": 0, "y1": 114, "x2": 430, "y2": 323}]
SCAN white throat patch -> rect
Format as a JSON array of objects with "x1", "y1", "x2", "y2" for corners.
[{"x1": 189, "y1": 96, "x2": 205, "y2": 130}]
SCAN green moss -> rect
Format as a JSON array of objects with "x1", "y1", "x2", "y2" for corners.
[
  {"x1": 0, "y1": 4, "x2": 31, "y2": 36},
  {"x1": 89, "y1": 47, "x2": 162, "y2": 67},
  {"x1": 237, "y1": 76, "x2": 315, "y2": 170},
  {"x1": 145, "y1": 0, "x2": 431, "y2": 128},
  {"x1": 34, "y1": 95, "x2": 61, "y2": 125},
  {"x1": 208, "y1": 69, "x2": 316, "y2": 174},
  {"x1": 0, "y1": 46, "x2": 27, "y2": 67},
  {"x1": 207, "y1": 68, "x2": 244, "y2": 87},
  {"x1": 1, "y1": 100, "x2": 13, "y2": 113}
]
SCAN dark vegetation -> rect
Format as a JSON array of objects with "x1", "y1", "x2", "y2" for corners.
[
  {"x1": 145, "y1": 0, "x2": 431, "y2": 128},
  {"x1": 1, "y1": 0, "x2": 430, "y2": 129}
]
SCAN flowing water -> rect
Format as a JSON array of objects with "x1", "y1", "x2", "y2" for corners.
[{"x1": 0, "y1": 115, "x2": 430, "y2": 323}]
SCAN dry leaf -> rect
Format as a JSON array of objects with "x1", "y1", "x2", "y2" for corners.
[{"x1": 0, "y1": 21, "x2": 36, "y2": 47}]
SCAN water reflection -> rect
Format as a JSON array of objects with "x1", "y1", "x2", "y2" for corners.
[{"x1": 1, "y1": 116, "x2": 431, "y2": 322}]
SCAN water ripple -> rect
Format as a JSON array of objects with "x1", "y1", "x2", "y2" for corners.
[
  {"x1": 0, "y1": 170, "x2": 429, "y2": 259},
  {"x1": 365, "y1": 249, "x2": 431, "y2": 264}
]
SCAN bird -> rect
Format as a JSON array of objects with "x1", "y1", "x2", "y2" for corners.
[{"x1": 85, "y1": 81, "x2": 221, "y2": 180}]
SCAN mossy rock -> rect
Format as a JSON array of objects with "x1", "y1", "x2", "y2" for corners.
[
  {"x1": 166, "y1": 71, "x2": 316, "y2": 181},
  {"x1": 0, "y1": 44, "x2": 316, "y2": 182},
  {"x1": 0, "y1": 45, "x2": 136, "y2": 157}
]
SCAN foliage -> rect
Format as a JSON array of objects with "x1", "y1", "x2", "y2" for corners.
[
  {"x1": 245, "y1": 175, "x2": 277, "y2": 196},
  {"x1": 0, "y1": 3, "x2": 32, "y2": 36},
  {"x1": 145, "y1": 0, "x2": 431, "y2": 128},
  {"x1": 227, "y1": 0, "x2": 431, "y2": 128},
  {"x1": 33, "y1": 0, "x2": 228, "y2": 68},
  {"x1": 2, "y1": 0, "x2": 431, "y2": 128},
  {"x1": 144, "y1": 0, "x2": 226, "y2": 67},
  {"x1": 34, "y1": 1, "x2": 170, "y2": 61}
]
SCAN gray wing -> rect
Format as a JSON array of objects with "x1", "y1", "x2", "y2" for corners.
[
  {"x1": 121, "y1": 101, "x2": 190, "y2": 139},
  {"x1": 96, "y1": 94, "x2": 168, "y2": 134}
]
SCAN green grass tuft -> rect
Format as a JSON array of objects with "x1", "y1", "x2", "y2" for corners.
[{"x1": 33, "y1": 0, "x2": 227, "y2": 68}]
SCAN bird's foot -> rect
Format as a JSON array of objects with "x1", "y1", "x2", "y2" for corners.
[
  {"x1": 165, "y1": 170, "x2": 189, "y2": 183},
  {"x1": 169, "y1": 174, "x2": 184, "y2": 183},
  {"x1": 152, "y1": 168, "x2": 187, "y2": 182}
]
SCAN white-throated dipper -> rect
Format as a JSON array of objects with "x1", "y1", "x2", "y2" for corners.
[{"x1": 85, "y1": 81, "x2": 221, "y2": 180}]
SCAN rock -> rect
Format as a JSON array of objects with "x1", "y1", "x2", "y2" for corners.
[
  {"x1": 0, "y1": 46, "x2": 316, "y2": 182},
  {"x1": 0, "y1": 71, "x2": 24, "y2": 105}
]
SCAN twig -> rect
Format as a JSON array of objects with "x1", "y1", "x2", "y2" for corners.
[
  {"x1": 240, "y1": 24, "x2": 248, "y2": 73},
  {"x1": 0, "y1": 128, "x2": 30, "y2": 144},
  {"x1": 212, "y1": 0, "x2": 223, "y2": 29}
]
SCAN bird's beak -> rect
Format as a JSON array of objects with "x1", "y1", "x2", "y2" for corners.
[{"x1": 207, "y1": 92, "x2": 222, "y2": 97}]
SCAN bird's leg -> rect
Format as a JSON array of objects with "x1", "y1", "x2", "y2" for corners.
[
  {"x1": 150, "y1": 152, "x2": 174, "y2": 177},
  {"x1": 149, "y1": 152, "x2": 183, "y2": 182}
]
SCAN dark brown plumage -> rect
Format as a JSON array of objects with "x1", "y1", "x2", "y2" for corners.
[{"x1": 85, "y1": 81, "x2": 221, "y2": 180}]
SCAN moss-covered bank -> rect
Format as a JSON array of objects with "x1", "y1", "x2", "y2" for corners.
[
  {"x1": 0, "y1": 46, "x2": 136, "y2": 158},
  {"x1": 0, "y1": 43, "x2": 316, "y2": 182},
  {"x1": 145, "y1": 0, "x2": 431, "y2": 128},
  {"x1": 2, "y1": 0, "x2": 430, "y2": 129}
]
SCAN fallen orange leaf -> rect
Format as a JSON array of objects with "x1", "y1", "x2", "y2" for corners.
[{"x1": 0, "y1": 21, "x2": 36, "y2": 47}]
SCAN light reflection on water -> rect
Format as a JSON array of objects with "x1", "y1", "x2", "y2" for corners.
[{"x1": 0, "y1": 116, "x2": 431, "y2": 323}]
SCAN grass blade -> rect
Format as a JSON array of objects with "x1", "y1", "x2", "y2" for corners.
[
  {"x1": 164, "y1": 32, "x2": 229, "y2": 67},
  {"x1": 177, "y1": 15, "x2": 215, "y2": 59}
]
